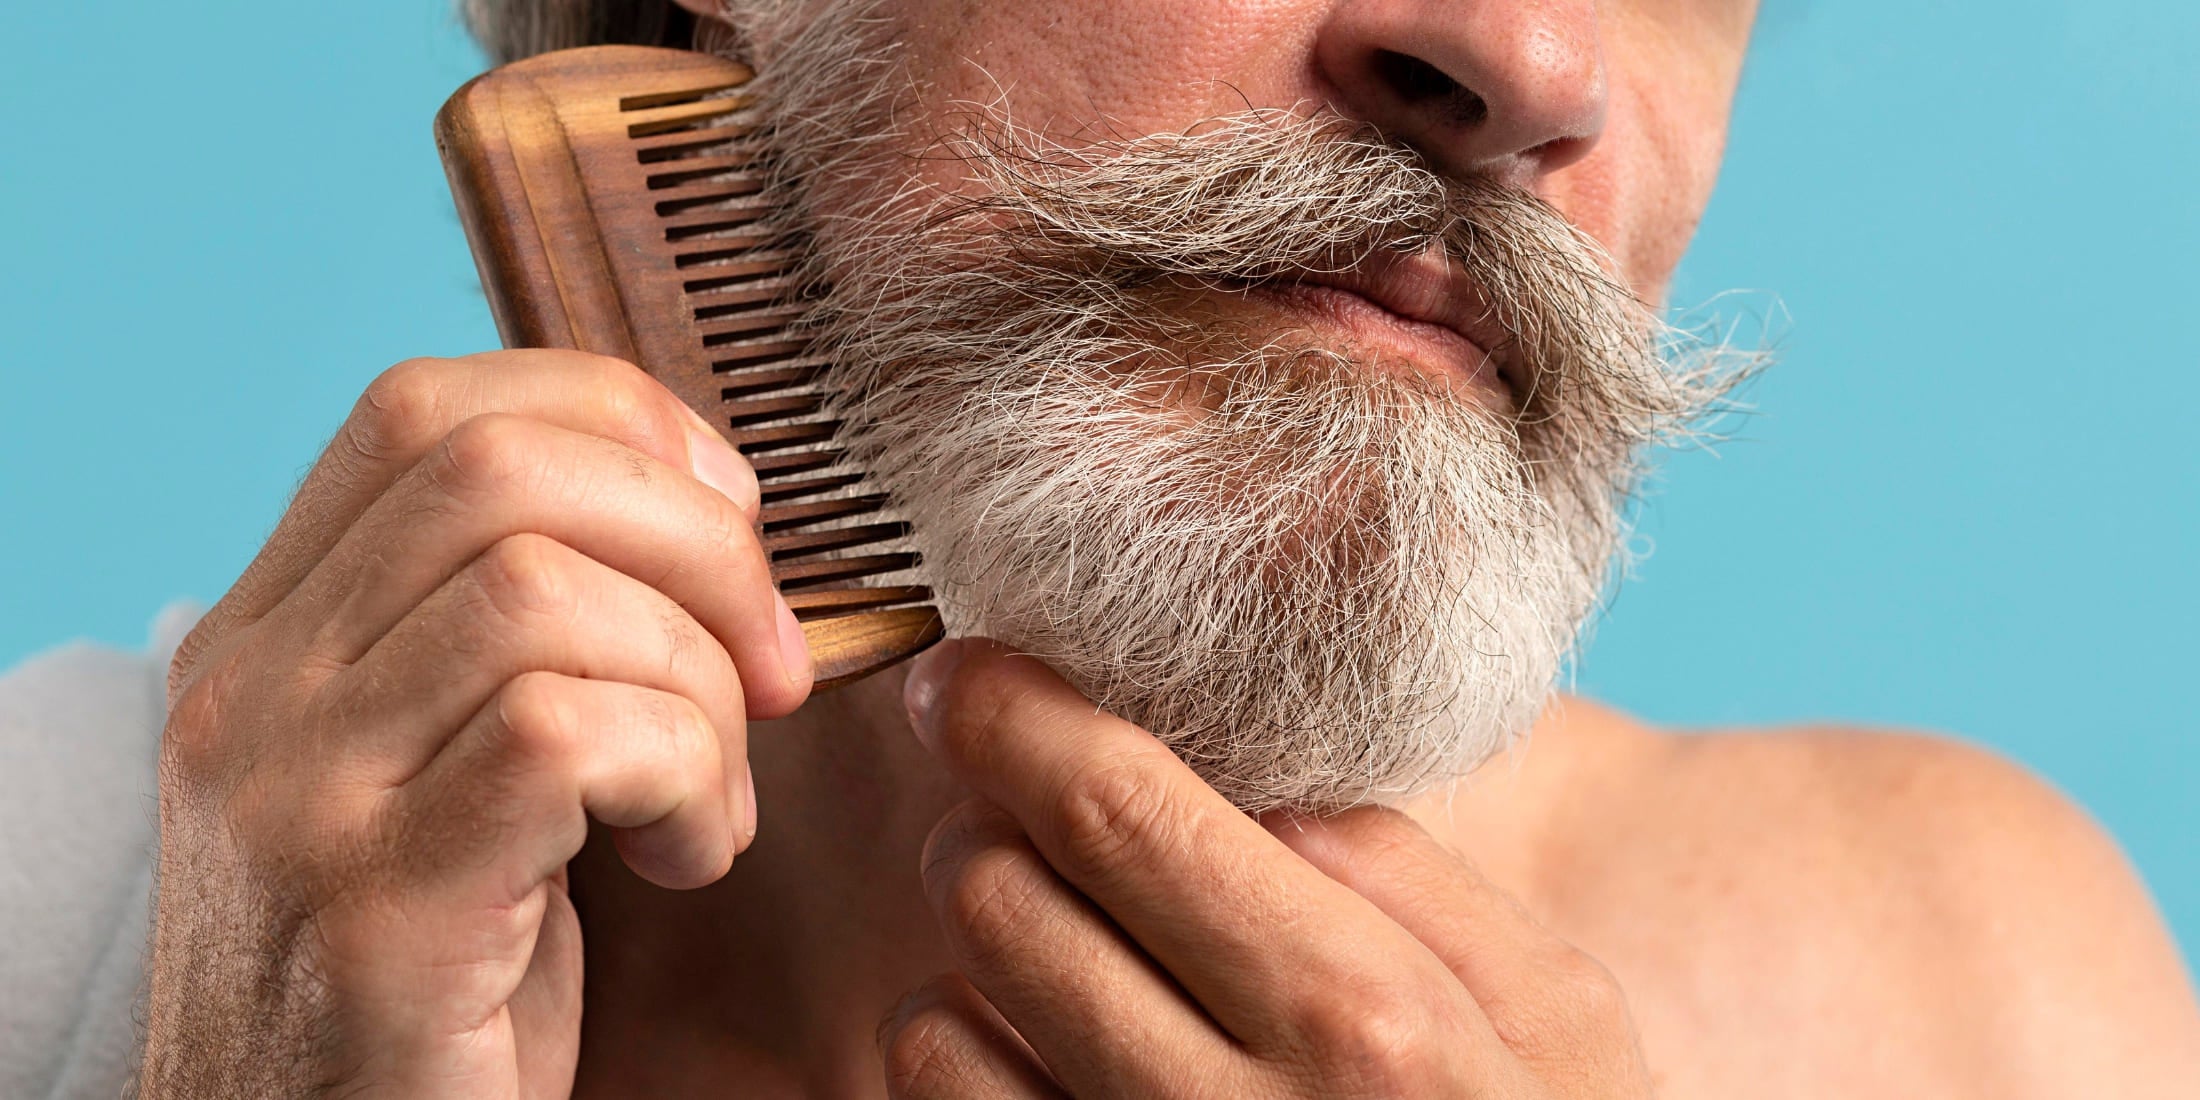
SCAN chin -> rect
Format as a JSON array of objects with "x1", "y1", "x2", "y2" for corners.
[{"x1": 871, "y1": 344, "x2": 1608, "y2": 813}]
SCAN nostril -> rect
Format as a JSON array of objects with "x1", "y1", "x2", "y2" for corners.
[
  {"x1": 1371, "y1": 49, "x2": 1488, "y2": 128},
  {"x1": 1522, "y1": 134, "x2": 1598, "y2": 173}
]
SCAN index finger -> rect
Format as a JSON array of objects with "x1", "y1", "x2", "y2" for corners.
[
  {"x1": 175, "y1": 351, "x2": 750, "y2": 682},
  {"x1": 901, "y1": 638, "x2": 1457, "y2": 1044}
]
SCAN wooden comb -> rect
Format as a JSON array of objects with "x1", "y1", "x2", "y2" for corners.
[{"x1": 434, "y1": 45, "x2": 943, "y2": 690}]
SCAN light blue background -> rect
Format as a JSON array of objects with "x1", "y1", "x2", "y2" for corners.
[{"x1": 2, "y1": 2, "x2": 2192, "y2": 968}]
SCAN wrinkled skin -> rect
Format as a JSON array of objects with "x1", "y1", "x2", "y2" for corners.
[{"x1": 136, "y1": 0, "x2": 2200, "y2": 1097}]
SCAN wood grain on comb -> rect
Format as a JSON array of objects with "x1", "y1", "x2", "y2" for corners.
[{"x1": 434, "y1": 45, "x2": 942, "y2": 690}]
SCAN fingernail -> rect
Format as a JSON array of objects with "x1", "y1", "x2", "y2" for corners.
[
  {"x1": 901, "y1": 639, "x2": 965, "y2": 746},
  {"x1": 877, "y1": 989, "x2": 920, "y2": 1053},
  {"x1": 686, "y1": 423, "x2": 760, "y2": 521},
  {"x1": 774, "y1": 589, "x2": 812, "y2": 690},
  {"x1": 742, "y1": 768, "x2": 759, "y2": 843}
]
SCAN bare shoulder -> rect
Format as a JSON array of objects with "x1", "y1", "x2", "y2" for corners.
[{"x1": 1485, "y1": 701, "x2": 2200, "y2": 1097}]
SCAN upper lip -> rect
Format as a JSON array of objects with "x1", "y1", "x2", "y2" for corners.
[{"x1": 1283, "y1": 250, "x2": 1519, "y2": 394}]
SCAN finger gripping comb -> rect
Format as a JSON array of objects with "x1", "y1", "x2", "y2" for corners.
[{"x1": 434, "y1": 45, "x2": 943, "y2": 690}]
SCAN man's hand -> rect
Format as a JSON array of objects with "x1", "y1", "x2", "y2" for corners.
[
  {"x1": 143, "y1": 351, "x2": 811, "y2": 1098},
  {"x1": 880, "y1": 639, "x2": 1653, "y2": 1098}
]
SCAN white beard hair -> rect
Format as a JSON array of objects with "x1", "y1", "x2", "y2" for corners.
[{"x1": 703, "y1": 0, "x2": 1741, "y2": 813}]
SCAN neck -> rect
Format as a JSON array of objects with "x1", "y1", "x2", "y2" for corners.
[
  {"x1": 569, "y1": 665, "x2": 967, "y2": 1097},
  {"x1": 564, "y1": 665, "x2": 1599, "y2": 1096}
]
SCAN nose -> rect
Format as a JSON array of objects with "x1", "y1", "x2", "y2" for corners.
[{"x1": 1314, "y1": 0, "x2": 1609, "y2": 184}]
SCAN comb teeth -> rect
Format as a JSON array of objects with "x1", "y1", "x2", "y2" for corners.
[
  {"x1": 634, "y1": 121, "x2": 764, "y2": 161},
  {"x1": 615, "y1": 73, "x2": 927, "y2": 626},
  {"x1": 761, "y1": 493, "x2": 887, "y2": 530},
  {"x1": 667, "y1": 219, "x2": 778, "y2": 247},
  {"x1": 699, "y1": 310, "x2": 801, "y2": 344},
  {"x1": 760, "y1": 471, "x2": 866, "y2": 503},
  {"x1": 720, "y1": 363, "x2": 825, "y2": 395},
  {"x1": 440, "y1": 46, "x2": 941, "y2": 688},
  {"x1": 683, "y1": 263, "x2": 796, "y2": 292},
  {"x1": 723, "y1": 393, "x2": 824, "y2": 426},
  {"x1": 734, "y1": 419, "x2": 840, "y2": 454},
  {"x1": 693, "y1": 286, "x2": 798, "y2": 318},
  {"x1": 783, "y1": 584, "x2": 934, "y2": 622},
  {"x1": 646, "y1": 153, "x2": 768, "y2": 189},
  {"x1": 765, "y1": 521, "x2": 914, "y2": 560},
  {"x1": 710, "y1": 340, "x2": 811, "y2": 372},
  {"x1": 774, "y1": 552, "x2": 923, "y2": 590},
  {"x1": 622, "y1": 93, "x2": 751, "y2": 137},
  {"x1": 748, "y1": 448, "x2": 844, "y2": 478}
]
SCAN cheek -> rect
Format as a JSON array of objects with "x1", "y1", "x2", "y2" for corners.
[
  {"x1": 896, "y1": 0, "x2": 1322, "y2": 139},
  {"x1": 1538, "y1": 21, "x2": 1743, "y2": 305},
  {"x1": 1540, "y1": 88, "x2": 1724, "y2": 305}
]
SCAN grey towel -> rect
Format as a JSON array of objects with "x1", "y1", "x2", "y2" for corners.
[{"x1": 0, "y1": 605, "x2": 197, "y2": 1100}]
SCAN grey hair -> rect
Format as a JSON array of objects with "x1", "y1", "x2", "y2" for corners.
[{"x1": 457, "y1": 0, "x2": 696, "y2": 64}]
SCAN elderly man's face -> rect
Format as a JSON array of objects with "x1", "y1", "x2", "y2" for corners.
[{"x1": 692, "y1": 0, "x2": 1757, "y2": 811}]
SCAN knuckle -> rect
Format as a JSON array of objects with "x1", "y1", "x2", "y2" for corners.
[
  {"x1": 488, "y1": 670, "x2": 587, "y2": 768},
  {"x1": 498, "y1": 348, "x2": 689, "y2": 460},
  {"x1": 1292, "y1": 989, "x2": 1450, "y2": 1097},
  {"x1": 435, "y1": 412, "x2": 547, "y2": 499},
  {"x1": 590, "y1": 359, "x2": 690, "y2": 446},
  {"x1": 534, "y1": 347, "x2": 645, "y2": 388},
  {"x1": 692, "y1": 491, "x2": 756, "y2": 563},
  {"x1": 164, "y1": 614, "x2": 227, "y2": 702},
  {"x1": 1489, "y1": 945, "x2": 1633, "y2": 1062},
  {"x1": 1557, "y1": 952, "x2": 1629, "y2": 1024},
  {"x1": 159, "y1": 646, "x2": 252, "y2": 777},
  {"x1": 636, "y1": 687, "x2": 717, "y2": 758},
  {"x1": 354, "y1": 357, "x2": 454, "y2": 461},
  {"x1": 470, "y1": 533, "x2": 583, "y2": 624},
  {"x1": 880, "y1": 1002, "x2": 983, "y2": 1098},
  {"x1": 653, "y1": 598, "x2": 703, "y2": 673},
  {"x1": 1051, "y1": 756, "x2": 1170, "y2": 881}
]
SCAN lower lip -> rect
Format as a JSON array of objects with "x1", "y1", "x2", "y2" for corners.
[{"x1": 1243, "y1": 282, "x2": 1506, "y2": 398}]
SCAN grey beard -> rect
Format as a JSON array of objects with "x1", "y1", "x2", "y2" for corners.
[{"x1": 706, "y1": 1, "x2": 1741, "y2": 812}]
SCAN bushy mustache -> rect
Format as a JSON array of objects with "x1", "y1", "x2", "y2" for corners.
[{"x1": 833, "y1": 108, "x2": 1736, "y2": 516}]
